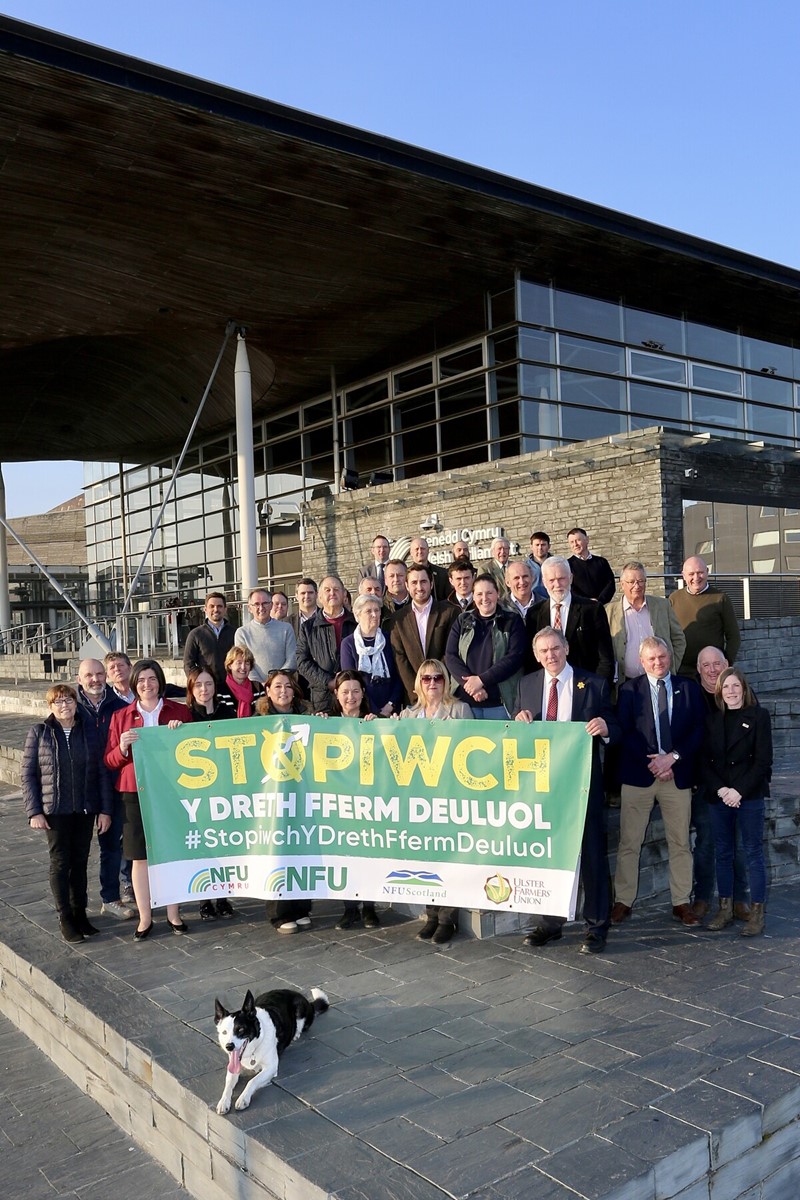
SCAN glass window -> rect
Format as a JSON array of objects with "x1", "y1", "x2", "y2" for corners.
[
  {"x1": 623, "y1": 306, "x2": 685, "y2": 355},
  {"x1": 629, "y1": 350, "x2": 687, "y2": 384},
  {"x1": 440, "y1": 409, "x2": 488, "y2": 460},
  {"x1": 267, "y1": 411, "x2": 300, "y2": 438},
  {"x1": 558, "y1": 336, "x2": 623, "y2": 375},
  {"x1": 690, "y1": 393, "x2": 744, "y2": 432},
  {"x1": 395, "y1": 391, "x2": 436, "y2": 430},
  {"x1": 745, "y1": 373, "x2": 793, "y2": 406},
  {"x1": 521, "y1": 400, "x2": 560, "y2": 448},
  {"x1": 746, "y1": 404, "x2": 794, "y2": 441},
  {"x1": 345, "y1": 379, "x2": 388, "y2": 412},
  {"x1": 742, "y1": 334, "x2": 794, "y2": 377},
  {"x1": 490, "y1": 366, "x2": 519, "y2": 404},
  {"x1": 306, "y1": 455, "x2": 335, "y2": 483},
  {"x1": 439, "y1": 376, "x2": 486, "y2": 417},
  {"x1": 267, "y1": 435, "x2": 302, "y2": 471},
  {"x1": 686, "y1": 321, "x2": 741, "y2": 366},
  {"x1": 629, "y1": 383, "x2": 689, "y2": 425},
  {"x1": 490, "y1": 286, "x2": 516, "y2": 328},
  {"x1": 201, "y1": 438, "x2": 231, "y2": 464},
  {"x1": 306, "y1": 426, "x2": 332, "y2": 459},
  {"x1": 690, "y1": 364, "x2": 742, "y2": 394},
  {"x1": 521, "y1": 364, "x2": 556, "y2": 400},
  {"x1": 561, "y1": 405, "x2": 626, "y2": 441},
  {"x1": 519, "y1": 327, "x2": 555, "y2": 363},
  {"x1": 304, "y1": 400, "x2": 332, "y2": 426},
  {"x1": 517, "y1": 279, "x2": 552, "y2": 326},
  {"x1": 438, "y1": 344, "x2": 483, "y2": 379},
  {"x1": 394, "y1": 363, "x2": 433, "y2": 394},
  {"x1": 554, "y1": 289, "x2": 622, "y2": 340},
  {"x1": 560, "y1": 372, "x2": 626, "y2": 412},
  {"x1": 490, "y1": 333, "x2": 517, "y2": 364}
]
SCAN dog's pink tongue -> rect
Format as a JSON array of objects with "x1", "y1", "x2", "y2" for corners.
[{"x1": 227, "y1": 1048, "x2": 241, "y2": 1075}]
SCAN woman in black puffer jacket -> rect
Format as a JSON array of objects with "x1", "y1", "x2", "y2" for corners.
[{"x1": 22, "y1": 684, "x2": 113, "y2": 944}]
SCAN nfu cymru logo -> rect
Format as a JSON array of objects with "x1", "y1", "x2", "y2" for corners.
[
  {"x1": 484, "y1": 873, "x2": 512, "y2": 905},
  {"x1": 189, "y1": 865, "x2": 249, "y2": 894},
  {"x1": 264, "y1": 865, "x2": 348, "y2": 894}
]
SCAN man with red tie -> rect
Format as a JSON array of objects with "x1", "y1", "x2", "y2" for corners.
[
  {"x1": 512, "y1": 627, "x2": 620, "y2": 954},
  {"x1": 528, "y1": 556, "x2": 614, "y2": 682}
]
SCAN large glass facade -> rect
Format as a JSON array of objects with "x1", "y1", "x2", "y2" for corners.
[{"x1": 83, "y1": 271, "x2": 800, "y2": 613}]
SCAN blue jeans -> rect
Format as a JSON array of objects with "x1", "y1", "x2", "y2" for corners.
[
  {"x1": 470, "y1": 705, "x2": 508, "y2": 720},
  {"x1": 98, "y1": 792, "x2": 129, "y2": 902},
  {"x1": 692, "y1": 785, "x2": 749, "y2": 904},
  {"x1": 710, "y1": 799, "x2": 766, "y2": 905}
]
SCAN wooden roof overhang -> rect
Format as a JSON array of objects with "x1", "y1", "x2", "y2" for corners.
[{"x1": 2, "y1": 15, "x2": 800, "y2": 464}]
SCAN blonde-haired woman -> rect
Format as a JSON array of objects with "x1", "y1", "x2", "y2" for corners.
[
  {"x1": 400, "y1": 659, "x2": 471, "y2": 944},
  {"x1": 400, "y1": 659, "x2": 472, "y2": 722}
]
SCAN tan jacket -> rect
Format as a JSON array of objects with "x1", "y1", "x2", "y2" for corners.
[{"x1": 604, "y1": 593, "x2": 687, "y2": 683}]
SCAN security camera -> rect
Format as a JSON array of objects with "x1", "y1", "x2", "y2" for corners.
[
  {"x1": 262, "y1": 501, "x2": 301, "y2": 522},
  {"x1": 420, "y1": 513, "x2": 441, "y2": 532}
]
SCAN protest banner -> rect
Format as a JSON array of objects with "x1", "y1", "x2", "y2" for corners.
[{"x1": 133, "y1": 715, "x2": 591, "y2": 916}]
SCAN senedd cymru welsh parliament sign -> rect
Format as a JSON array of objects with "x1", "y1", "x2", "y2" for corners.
[{"x1": 133, "y1": 716, "x2": 591, "y2": 916}]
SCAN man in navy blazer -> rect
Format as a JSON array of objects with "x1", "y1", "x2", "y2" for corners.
[
  {"x1": 612, "y1": 636, "x2": 705, "y2": 927},
  {"x1": 512, "y1": 626, "x2": 620, "y2": 954}
]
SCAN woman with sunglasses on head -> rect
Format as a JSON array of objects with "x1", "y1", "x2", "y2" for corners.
[
  {"x1": 255, "y1": 670, "x2": 310, "y2": 717},
  {"x1": 23, "y1": 684, "x2": 113, "y2": 943},
  {"x1": 328, "y1": 670, "x2": 380, "y2": 930},
  {"x1": 254, "y1": 670, "x2": 315, "y2": 934},
  {"x1": 105, "y1": 659, "x2": 191, "y2": 940},
  {"x1": 702, "y1": 667, "x2": 772, "y2": 937},
  {"x1": 400, "y1": 659, "x2": 472, "y2": 945},
  {"x1": 400, "y1": 659, "x2": 472, "y2": 722}
]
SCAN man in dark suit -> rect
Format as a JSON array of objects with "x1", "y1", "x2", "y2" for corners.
[
  {"x1": 512, "y1": 627, "x2": 620, "y2": 954},
  {"x1": 612, "y1": 636, "x2": 705, "y2": 927},
  {"x1": 390, "y1": 563, "x2": 458, "y2": 703},
  {"x1": 528, "y1": 556, "x2": 614, "y2": 681},
  {"x1": 358, "y1": 534, "x2": 391, "y2": 588}
]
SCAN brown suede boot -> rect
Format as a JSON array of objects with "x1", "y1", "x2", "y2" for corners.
[
  {"x1": 707, "y1": 897, "x2": 733, "y2": 931},
  {"x1": 733, "y1": 902, "x2": 751, "y2": 921},
  {"x1": 739, "y1": 902, "x2": 765, "y2": 937}
]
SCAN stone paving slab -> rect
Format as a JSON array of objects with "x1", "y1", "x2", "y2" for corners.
[
  {"x1": 0, "y1": 1012, "x2": 187, "y2": 1199},
  {"x1": 1, "y1": 781, "x2": 800, "y2": 1199}
]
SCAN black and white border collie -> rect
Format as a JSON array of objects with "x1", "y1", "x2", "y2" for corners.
[{"x1": 214, "y1": 987, "x2": 329, "y2": 1115}]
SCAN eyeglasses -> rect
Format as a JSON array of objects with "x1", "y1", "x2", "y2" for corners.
[
  {"x1": 420, "y1": 674, "x2": 444, "y2": 684},
  {"x1": 51, "y1": 698, "x2": 76, "y2": 706},
  {"x1": 250, "y1": 602, "x2": 271, "y2": 609}
]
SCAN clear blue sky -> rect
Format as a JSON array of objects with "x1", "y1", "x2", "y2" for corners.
[{"x1": 3, "y1": 0, "x2": 799, "y2": 515}]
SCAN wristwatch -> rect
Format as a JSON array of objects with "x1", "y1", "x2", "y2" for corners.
[{"x1": 671, "y1": 751, "x2": 680, "y2": 762}]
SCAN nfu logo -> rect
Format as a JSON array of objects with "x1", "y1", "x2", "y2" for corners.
[
  {"x1": 189, "y1": 865, "x2": 248, "y2": 894},
  {"x1": 264, "y1": 865, "x2": 348, "y2": 893}
]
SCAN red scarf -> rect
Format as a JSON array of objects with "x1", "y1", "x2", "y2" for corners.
[{"x1": 225, "y1": 674, "x2": 254, "y2": 718}]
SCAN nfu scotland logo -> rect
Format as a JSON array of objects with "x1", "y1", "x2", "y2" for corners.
[
  {"x1": 384, "y1": 870, "x2": 443, "y2": 890},
  {"x1": 263, "y1": 865, "x2": 348, "y2": 893},
  {"x1": 188, "y1": 865, "x2": 249, "y2": 894}
]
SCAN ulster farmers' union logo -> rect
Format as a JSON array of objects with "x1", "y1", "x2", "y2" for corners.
[{"x1": 484, "y1": 873, "x2": 513, "y2": 905}]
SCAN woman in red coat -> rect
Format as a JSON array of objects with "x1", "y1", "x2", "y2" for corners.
[{"x1": 105, "y1": 658, "x2": 191, "y2": 940}]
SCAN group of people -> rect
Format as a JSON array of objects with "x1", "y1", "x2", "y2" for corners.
[{"x1": 22, "y1": 525, "x2": 771, "y2": 953}]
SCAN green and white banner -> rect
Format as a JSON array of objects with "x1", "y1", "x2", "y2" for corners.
[{"x1": 133, "y1": 715, "x2": 591, "y2": 916}]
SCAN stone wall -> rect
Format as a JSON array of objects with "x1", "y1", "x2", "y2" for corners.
[{"x1": 303, "y1": 428, "x2": 671, "y2": 593}]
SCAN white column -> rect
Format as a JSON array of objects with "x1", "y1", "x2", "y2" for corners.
[
  {"x1": 235, "y1": 331, "x2": 257, "y2": 597},
  {"x1": 0, "y1": 466, "x2": 11, "y2": 650}
]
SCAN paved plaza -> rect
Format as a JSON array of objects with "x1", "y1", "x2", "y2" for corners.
[{"x1": 1, "y1": 773, "x2": 800, "y2": 1199}]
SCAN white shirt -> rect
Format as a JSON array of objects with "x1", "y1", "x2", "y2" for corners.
[
  {"x1": 543, "y1": 664, "x2": 574, "y2": 722},
  {"x1": 137, "y1": 699, "x2": 164, "y2": 727}
]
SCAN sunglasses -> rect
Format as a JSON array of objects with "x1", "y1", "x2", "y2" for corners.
[{"x1": 420, "y1": 674, "x2": 444, "y2": 684}]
